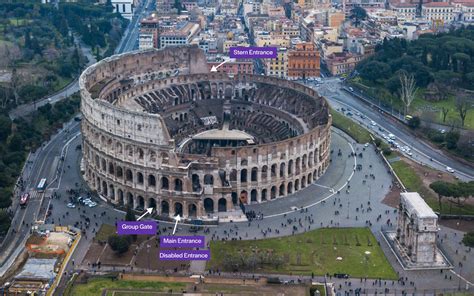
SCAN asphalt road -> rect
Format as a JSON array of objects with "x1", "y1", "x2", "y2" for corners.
[
  {"x1": 0, "y1": 0, "x2": 156, "y2": 279},
  {"x1": 313, "y1": 77, "x2": 474, "y2": 181}
]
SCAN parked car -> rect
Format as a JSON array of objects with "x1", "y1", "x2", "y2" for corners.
[{"x1": 446, "y1": 166, "x2": 455, "y2": 173}]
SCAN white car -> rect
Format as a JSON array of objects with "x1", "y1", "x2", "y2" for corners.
[
  {"x1": 364, "y1": 143, "x2": 369, "y2": 147},
  {"x1": 370, "y1": 120, "x2": 377, "y2": 126},
  {"x1": 66, "y1": 203, "x2": 76, "y2": 208},
  {"x1": 388, "y1": 134, "x2": 396, "y2": 140},
  {"x1": 88, "y1": 203, "x2": 97, "y2": 208},
  {"x1": 407, "y1": 152, "x2": 413, "y2": 156},
  {"x1": 446, "y1": 166, "x2": 455, "y2": 173}
]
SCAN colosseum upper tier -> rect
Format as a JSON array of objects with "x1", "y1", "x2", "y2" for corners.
[{"x1": 79, "y1": 45, "x2": 332, "y2": 219}]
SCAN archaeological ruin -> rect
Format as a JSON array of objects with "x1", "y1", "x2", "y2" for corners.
[{"x1": 79, "y1": 45, "x2": 332, "y2": 219}]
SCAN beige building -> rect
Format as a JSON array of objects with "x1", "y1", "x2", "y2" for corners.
[
  {"x1": 325, "y1": 52, "x2": 362, "y2": 75},
  {"x1": 264, "y1": 47, "x2": 288, "y2": 78}
]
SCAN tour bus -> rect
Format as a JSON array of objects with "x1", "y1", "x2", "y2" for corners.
[
  {"x1": 37, "y1": 178, "x2": 47, "y2": 192},
  {"x1": 19, "y1": 193, "x2": 29, "y2": 208}
]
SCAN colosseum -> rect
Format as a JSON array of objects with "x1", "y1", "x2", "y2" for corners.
[{"x1": 79, "y1": 45, "x2": 332, "y2": 220}]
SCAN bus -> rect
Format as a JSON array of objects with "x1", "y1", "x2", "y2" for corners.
[
  {"x1": 37, "y1": 178, "x2": 47, "y2": 192},
  {"x1": 20, "y1": 193, "x2": 29, "y2": 208}
]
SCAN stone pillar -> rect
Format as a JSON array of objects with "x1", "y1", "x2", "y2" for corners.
[{"x1": 183, "y1": 201, "x2": 189, "y2": 218}]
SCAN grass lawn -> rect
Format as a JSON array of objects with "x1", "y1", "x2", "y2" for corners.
[
  {"x1": 53, "y1": 76, "x2": 74, "y2": 92},
  {"x1": 94, "y1": 224, "x2": 116, "y2": 242},
  {"x1": 68, "y1": 277, "x2": 185, "y2": 296},
  {"x1": 208, "y1": 228, "x2": 397, "y2": 279},
  {"x1": 331, "y1": 109, "x2": 372, "y2": 144},
  {"x1": 390, "y1": 159, "x2": 474, "y2": 215},
  {"x1": 411, "y1": 95, "x2": 474, "y2": 129}
]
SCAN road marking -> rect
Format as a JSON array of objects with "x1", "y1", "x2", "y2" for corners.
[
  {"x1": 263, "y1": 133, "x2": 356, "y2": 219},
  {"x1": 450, "y1": 269, "x2": 474, "y2": 287}
]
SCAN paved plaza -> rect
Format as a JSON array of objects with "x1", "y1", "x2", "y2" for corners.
[{"x1": 42, "y1": 127, "x2": 473, "y2": 295}]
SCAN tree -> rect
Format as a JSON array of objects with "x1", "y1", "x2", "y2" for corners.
[
  {"x1": 441, "y1": 107, "x2": 449, "y2": 123},
  {"x1": 430, "y1": 181, "x2": 452, "y2": 211},
  {"x1": 125, "y1": 206, "x2": 136, "y2": 221},
  {"x1": 399, "y1": 71, "x2": 418, "y2": 116},
  {"x1": 0, "y1": 115, "x2": 12, "y2": 141},
  {"x1": 108, "y1": 234, "x2": 130, "y2": 254},
  {"x1": 359, "y1": 61, "x2": 391, "y2": 82},
  {"x1": 408, "y1": 116, "x2": 420, "y2": 129},
  {"x1": 350, "y1": 6, "x2": 367, "y2": 27},
  {"x1": 462, "y1": 232, "x2": 474, "y2": 247},
  {"x1": 455, "y1": 94, "x2": 471, "y2": 127},
  {"x1": 445, "y1": 130, "x2": 460, "y2": 149}
]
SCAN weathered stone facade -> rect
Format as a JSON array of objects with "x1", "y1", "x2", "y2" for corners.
[
  {"x1": 79, "y1": 45, "x2": 332, "y2": 219},
  {"x1": 397, "y1": 192, "x2": 438, "y2": 264}
]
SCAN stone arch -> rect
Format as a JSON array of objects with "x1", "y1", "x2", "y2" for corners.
[
  {"x1": 137, "y1": 196, "x2": 145, "y2": 210},
  {"x1": 204, "y1": 198, "x2": 214, "y2": 214},
  {"x1": 287, "y1": 182, "x2": 293, "y2": 194},
  {"x1": 240, "y1": 169, "x2": 248, "y2": 183},
  {"x1": 174, "y1": 202, "x2": 183, "y2": 216},
  {"x1": 148, "y1": 174, "x2": 156, "y2": 187},
  {"x1": 295, "y1": 179, "x2": 300, "y2": 191},
  {"x1": 308, "y1": 173, "x2": 312, "y2": 185},
  {"x1": 109, "y1": 184, "x2": 115, "y2": 199},
  {"x1": 116, "y1": 142, "x2": 123, "y2": 154},
  {"x1": 301, "y1": 176, "x2": 306, "y2": 188},
  {"x1": 250, "y1": 189, "x2": 257, "y2": 202},
  {"x1": 148, "y1": 198, "x2": 157, "y2": 210},
  {"x1": 161, "y1": 177, "x2": 169, "y2": 189},
  {"x1": 271, "y1": 164, "x2": 277, "y2": 178},
  {"x1": 137, "y1": 172, "x2": 144, "y2": 184},
  {"x1": 295, "y1": 157, "x2": 301, "y2": 174},
  {"x1": 149, "y1": 150, "x2": 156, "y2": 162},
  {"x1": 280, "y1": 163, "x2": 286, "y2": 178},
  {"x1": 188, "y1": 203, "x2": 197, "y2": 217},
  {"x1": 251, "y1": 167, "x2": 258, "y2": 182},
  {"x1": 137, "y1": 147, "x2": 144, "y2": 160},
  {"x1": 102, "y1": 181, "x2": 108, "y2": 196},
  {"x1": 279, "y1": 183, "x2": 285, "y2": 196},
  {"x1": 126, "y1": 145, "x2": 133, "y2": 157},
  {"x1": 261, "y1": 189, "x2": 267, "y2": 201},
  {"x1": 308, "y1": 152, "x2": 313, "y2": 167},
  {"x1": 288, "y1": 159, "x2": 293, "y2": 175},
  {"x1": 174, "y1": 178, "x2": 183, "y2": 191},
  {"x1": 261, "y1": 165, "x2": 268, "y2": 180},
  {"x1": 118, "y1": 189, "x2": 124, "y2": 204},
  {"x1": 108, "y1": 163, "x2": 114, "y2": 175},
  {"x1": 241, "y1": 159, "x2": 248, "y2": 166},
  {"x1": 101, "y1": 158, "x2": 106, "y2": 171},
  {"x1": 204, "y1": 174, "x2": 214, "y2": 185},
  {"x1": 302, "y1": 154, "x2": 307, "y2": 169},
  {"x1": 127, "y1": 192, "x2": 133, "y2": 207},
  {"x1": 192, "y1": 174, "x2": 201, "y2": 192},
  {"x1": 240, "y1": 190, "x2": 248, "y2": 204},
  {"x1": 271, "y1": 186, "x2": 276, "y2": 199},
  {"x1": 218, "y1": 198, "x2": 227, "y2": 212},
  {"x1": 126, "y1": 169, "x2": 133, "y2": 182},
  {"x1": 116, "y1": 166, "x2": 123, "y2": 178},
  {"x1": 161, "y1": 200, "x2": 169, "y2": 216}
]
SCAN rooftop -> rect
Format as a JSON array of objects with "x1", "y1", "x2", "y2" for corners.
[
  {"x1": 192, "y1": 128, "x2": 255, "y2": 142},
  {"x1": 401, "y1": 192, "x2": 438, "y2": 219}
]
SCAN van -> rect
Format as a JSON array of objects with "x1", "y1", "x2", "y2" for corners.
[{"x1": 388, "y1": 134, "x2": 396, "y2": 140}]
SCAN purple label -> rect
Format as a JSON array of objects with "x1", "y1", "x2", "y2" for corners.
[
  {"x1": 160, "y1": 236, "x2": 205, "y2": 248},
  {"x1": 230, "y1": 46, "x2": 277, "y2": 59},
  {"x1": 159, "y1": 250, "x2": 210, "y2": 261},
  {"x1": 117, "y1": 221, "x2": 157, "y2": 235}
]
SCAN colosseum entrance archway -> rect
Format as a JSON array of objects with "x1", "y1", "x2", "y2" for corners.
[
  {"x1": 148, "y1": 198, "x2": 156, "y2": 210},
  {"x1": 174, "y1": 202, "x2": 183, "y2": 216},
  {"x1": 204, "y1": 198, "x2": 214, "y2": 214},
  {"x1": 118, "y1": 189, "x2": 124, "y2": 205},
  {"x1": 188, "y1": 203, "x2": 197, "y2": 217},
  {"x1": 161, "y1": 201, "x2": 169, "y2": 216},
  {"x1": 218, "y1": 198, "x2": 227, "y2": 212}
]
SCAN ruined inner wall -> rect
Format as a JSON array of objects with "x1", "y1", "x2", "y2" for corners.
[{"x1": 79, "y1": 46, "x2": 332, "y2": 218}]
